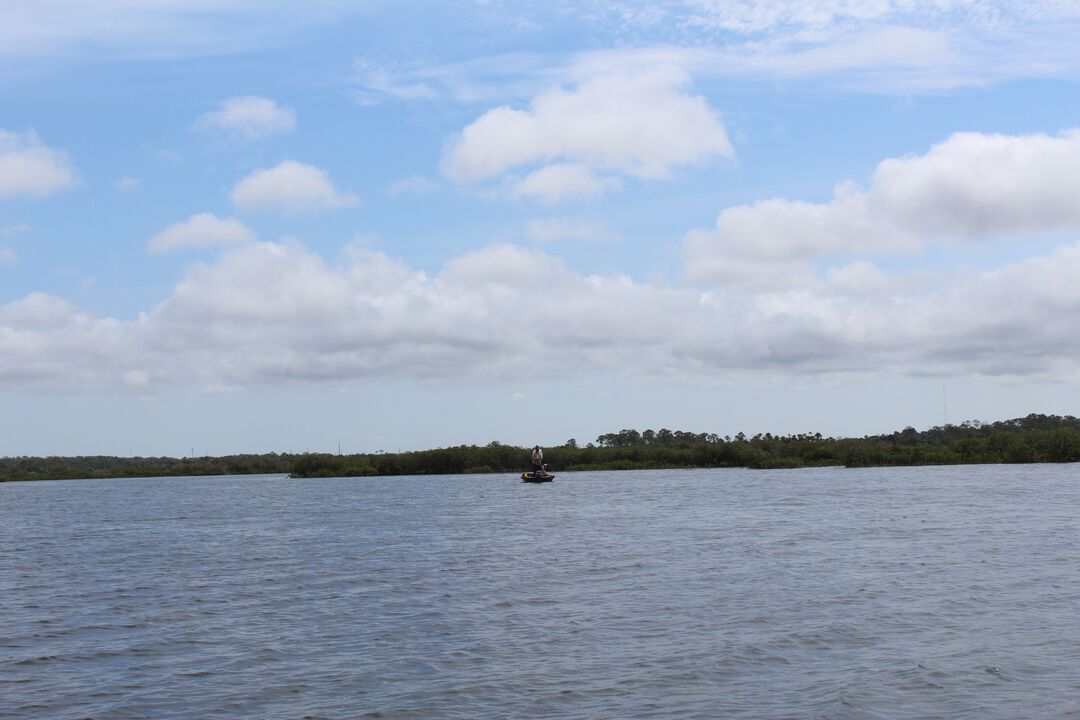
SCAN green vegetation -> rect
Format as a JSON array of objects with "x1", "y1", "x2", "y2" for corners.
[
  {"x1": 3, "y1": 414, "x2": 1080, "y2": 482},
  {"x1": 0, "y1": 454, "x2": 298, "y2": 482}
]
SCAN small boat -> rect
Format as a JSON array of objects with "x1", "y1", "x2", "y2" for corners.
[{"x1": 521, "y1": 471, "x2": 554, "y2": 483}]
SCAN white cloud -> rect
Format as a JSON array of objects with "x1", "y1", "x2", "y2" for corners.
[
  {"x1": 0, "y1": 246, "x2": 14, "y2": 265},
  {"x1": 351, "y1": 52, "x2": 562, "y2": 106},
  {"x1": 869, "y1": 130, "x2": 1080, "y2": 236},
  {"x1": 195, "y1": 96, "x2": 296, "y2": 140},
  {"x1": 671, "y1": 0, "x2": 1080, "y2": 37},
  {"x1": 231, "y1": 161, "x2": 358, "y2": 213},
  {"x1": 825, "y1": 261, "x2": 897, "y2": 296},
  {"x1": 565, "y1": 28, "x2": 959, "y2": 91},
  {"x1": 344, "y1": 1, "x2": 1080, "y2": 108},
  {"x1": 740, "y1": 27, "x2": 954, "y2": 81},
  {"x1": 513, "y1": 163, "x2": 622, "y2": 203},
  {"x1": 0, "y1": 292, "x2": 130, "y2": 387},
  {"x1": 0, "y1": 129, "x2": 77, "y2": 200},
  {"x1": 7, "y1": 1, "x2": 1080, "y2": 94},
  {"x1": 148, "y1": 213, "x2": 256, "y2": 255},
  {"x1": 621, "y1": 2, "x2": 1080, "y2": 91},
  {"x1": 8, "y1": 238, "x2": 1080, "y2": 390},
  {"x1": 684, "y1": 129, "x2": 1080, "y2": 288},
  {"x1": 443, "y1": 68, "x2": 732, "y2": 201},
  {"x1": 352, "y1": 59, "x2": 441, "y2": 105}
]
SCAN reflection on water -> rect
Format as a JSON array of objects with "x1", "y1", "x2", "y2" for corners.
[{"x1": 4, "y1": 465, "x2": 1080, "y2": 718}]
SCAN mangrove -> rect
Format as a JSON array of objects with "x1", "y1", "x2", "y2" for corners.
[{"x1": 3, "y1": 414, "x2": 1080, "y2": 482}]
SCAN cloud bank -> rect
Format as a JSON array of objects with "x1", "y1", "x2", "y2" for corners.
[{"x1": 5, "y1": 232, "x2": 1080, "y2": 392}]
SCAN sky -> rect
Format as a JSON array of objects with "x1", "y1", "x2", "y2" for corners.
[{"x1": 4, "y1": 0, "x2": 1080, "y2": 457}]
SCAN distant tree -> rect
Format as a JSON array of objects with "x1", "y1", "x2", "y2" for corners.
[{"x1": 11, "y1": 413, "x2": 1080, "y2": 483}]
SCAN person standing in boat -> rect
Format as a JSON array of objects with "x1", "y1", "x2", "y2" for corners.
[{"x1": 531, "y1": 445, "x2": 544, "y2": 473}]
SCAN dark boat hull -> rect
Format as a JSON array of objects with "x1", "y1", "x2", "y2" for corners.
[{"x1": 521, "y1": 472, "x2": 554, "y2": 483}]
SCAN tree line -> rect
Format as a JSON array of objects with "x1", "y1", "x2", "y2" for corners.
[{"x1": 3, "y1": 414, "x2": 1080, "y2": 482}]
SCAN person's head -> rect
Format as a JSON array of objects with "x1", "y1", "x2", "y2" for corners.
[{"x1": 534, "y1": 445, "x2": 540, "y2": 450}]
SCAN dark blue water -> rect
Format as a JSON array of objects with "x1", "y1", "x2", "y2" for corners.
[{"x1": 4, "y1": 465, "x2": 1080, "y2": 718}]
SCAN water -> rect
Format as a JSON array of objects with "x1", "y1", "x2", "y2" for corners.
[{"x1": 3, "y1": 465, "x2": 1080, "y2": 719}]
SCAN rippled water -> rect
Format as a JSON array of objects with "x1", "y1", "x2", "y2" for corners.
[{"x1": 4, "y1": 465, "x2": 1080, "y2": 718}]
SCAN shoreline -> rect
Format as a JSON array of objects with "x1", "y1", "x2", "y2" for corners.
[
  {"x1": 2, "y1": 457, "x2": 1076, "y2": 484},
  {"x1": 3, "y1": 413, "x2": 1078, "y2": 482}
]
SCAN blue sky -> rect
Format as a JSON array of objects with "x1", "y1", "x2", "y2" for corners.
[{"x1": 4, "y1": 1, "x2": 1080, "y2": 456}]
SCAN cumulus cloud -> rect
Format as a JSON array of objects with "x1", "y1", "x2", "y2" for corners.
[
  {"x1": 869, "y1": 130, "x2": 1080, "y2": 235},
  {"x1": 685, "y1": 129, "x2": 1080, "y2": 288},
  {"x1": 231, "y1": 161, "x2": 358, "y2": 213},
  {"x1": 825, "y1": 261, "x2": 900, "y2": 297},
  {"x1": 8, "y1": 237, "x2": 1080, "y2": 391},
  {"x1": 147, "y1": 213, "x2": 256, "y2": 255},
  {"x1": 443, "y1": 68, "x2": 732, "y2": 201},
  {"x1": 0, "y1": 292, "x2": 131, "y2": 387},
  {"x1": 195, "y1": 96, "x2": 296, "y2": 140},
  {"x1": 513, "y1": 163, "x2": 621, "y2": 203},
  {"x1": 0, "y1": 129, "x2": 77, "y2": 200}
]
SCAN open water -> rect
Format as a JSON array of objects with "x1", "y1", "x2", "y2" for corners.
[{"x1": 3, "y1": 465, "x2": 1080, "y2": 719}]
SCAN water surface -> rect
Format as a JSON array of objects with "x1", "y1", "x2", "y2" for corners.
[{"x1": 4, "y1": 465, "x2": 1080, "y2": 718}]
